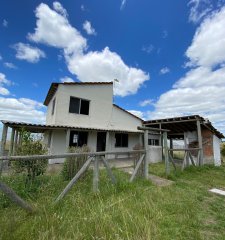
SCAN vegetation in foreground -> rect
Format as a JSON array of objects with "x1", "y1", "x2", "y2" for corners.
[{"x1": 1, "y1": 164, "x2": 225, "y2": 240}]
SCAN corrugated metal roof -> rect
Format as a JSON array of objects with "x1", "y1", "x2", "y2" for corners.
[
  {"x1": 144, "y1": 115, "x2": 224, "y2": 139},
  {"x1": 44, "y1": 82, "x2": 113, "y2": 106},
  {"x1": 1, "y1": 120, "x2": 142, "y2": 134}
]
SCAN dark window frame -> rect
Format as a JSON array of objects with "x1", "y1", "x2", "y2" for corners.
[
  {"x1": 115, "y1": 133, "x2": 128, "y2": 148},
  {"x1": 148, "y1": 139, "x2": 159, "y2": 146},
  {"x1": 69, "y1": 96, "x2": 90, "y2": 115},
  {"x1": 69, "y1": 131, "x2": 88, "y2": 147}
]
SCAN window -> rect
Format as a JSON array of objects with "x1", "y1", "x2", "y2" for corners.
[
  {"x1": 69, "y1": 97, "x2": 90, "y2": 115},
  {"x1": 148, "y1": 139, "x2": 159, "y2": 146},
  {"x1": 52, "y1": 98, "x2": 56, "y2": 115},
  {"x1": 69, "y1": 131, "x2": 88, "y2": 147},
  {"x1": 115, "y1": 133, "x2": 128, "y2": 147}
]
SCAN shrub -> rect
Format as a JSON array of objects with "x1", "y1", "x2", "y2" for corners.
[
  {"x1": 221, "y1": 144, "x2": 225, "y2": 157},
  {"x1": 13, "y1": 130, "x2": 47, "y2": 183},
  {"x1": 62, "y1": 145, "x2": 90, "y2": 181}
]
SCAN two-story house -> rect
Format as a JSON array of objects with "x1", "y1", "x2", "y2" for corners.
[{"x1": 43, "y1": 82, "x2": 143, "y2": 163}]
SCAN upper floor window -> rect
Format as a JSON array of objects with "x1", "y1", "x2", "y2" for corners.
[
  {"x1": 69, "y1": 97, "x2": 90, "y2": 115},
  {"x1": 148, "y1": 139, "x2": 159, "y2": 146},
  {"x1": 52, "y1": 98, "x2": 56, "y2": 115},
  {"x1": 115, "y1": 133, "x2": 128, "y2": 147}
]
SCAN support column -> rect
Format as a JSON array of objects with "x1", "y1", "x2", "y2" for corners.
[
  {"x1": 0, "y1": 124, "x2": 8, "y2": 174},
  {"x1": 169, "y1": 138, "x2": 173, "y2": 158},
  {"x1": 144, "y1": 130, "x2": 149, "y2": 179},
  {"x1": 9, "y1": 128, "x2": 15, "y2": 156},
  {"x1": 13, "y1": 130, "x2": 18, "y2": 155},
  {"x1": 105, "y1": 131, "x2": 110, "y2": 159},
  {"x1": 65, "y1": 129, "x2": 70, "y2": 150},
  {"x1": 163, "y1": 132, "x2": 170, "y2": 176},
  {"x1": 184, "y1": 132, "x2": 189, "y2": 167},
  {"x1": 196, "y1": 120, "x2": 203, "y2": 166}
]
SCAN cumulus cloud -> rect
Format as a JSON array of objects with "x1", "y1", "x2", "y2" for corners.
[
  {"x1": 186, "y1": 7, "x2": 225, "y2": 68},
  {"x1": 0, "y1": 97, "x2": 46, "y2": 123},
  {"x1": 66, "y1": 47, "x2": 149, "y2": 96},
  {"x1": 60, "y1": 76, "x2": 74, "y2": 83},
  {"x1": 149, "y1": 7, "x2": 225, "y2": 134},
  {"x1": 159, "y1": 67, "x2": 170, "y2": 75},
  {"x1": 28, "y1": 2, "x2": 149, "y2": 97},
  {"x1": 53, "y1": 1, "x2": 68, "y2": 17},
  {"x1": 13, "y1": 43, "x2": 46, "y2": 63},
  {"x1": 83, "y1": 20, "x2": 96, "y2": 35},
  {"x1": 0, "y1": 73, "x2": 12, "y2": 96}
]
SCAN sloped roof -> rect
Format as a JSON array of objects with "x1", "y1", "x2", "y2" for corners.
[
  {"x1": 44, "y1": 82, "x2": 113, "y2": 106},
  {"x1": 113, "y1": 104, "x2": 143, "y2": 121},
  {"x1": 144, "y1": 115, "x2": 224, "y2": 139}
]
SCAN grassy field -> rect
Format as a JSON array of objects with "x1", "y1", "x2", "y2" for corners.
[{"x1": 1, "y1": 164, "x2": 225, "y2": 240}]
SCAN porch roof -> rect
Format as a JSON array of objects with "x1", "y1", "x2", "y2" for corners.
[
  {"x1": 144, "y1": 115, "x2": 224, "y2": 139},
  {"x1": 1, "y1": 120, "x2": 142, "y2": 134}
]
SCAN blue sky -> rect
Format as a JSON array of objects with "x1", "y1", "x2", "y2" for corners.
[{"x1": 0, "y1": 0, "x2": 225, "y2": 135}]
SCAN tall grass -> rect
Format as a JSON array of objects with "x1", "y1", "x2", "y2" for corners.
[{"x1": 1, "y1": 164, "x2": 225, "y2": 239}]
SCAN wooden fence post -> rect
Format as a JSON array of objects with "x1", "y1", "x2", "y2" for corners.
[
  {"x1": 9, "y1": 128, "x2": 15, "y2": 156},
  {"x1": 197, "y1": 120, "x2": 203, "y2": 166},
  {"x1": 0, "y1": 124, "x2": 8, "y2": 174},
  {"x1": 163, "y1": 132, "x2": 170, "y2": 176},
  {"x1": 93, "y1": 155, "x2": 100, "y2": 192},
  {"x1": 144, "y1": 130, "x2": 149, "y2": 179}
]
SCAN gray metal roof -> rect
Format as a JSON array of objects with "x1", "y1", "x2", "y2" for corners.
[{"x1": 1, "y1": 120, "x2": 142, "y2": 134}]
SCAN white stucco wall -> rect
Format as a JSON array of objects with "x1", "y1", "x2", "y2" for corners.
[
  {"x1": 213, "y1": 135, "x2": 221, "y2": 166},
  {"x1": 147, "y1": 146, "x2": 162, "y2": 163}
]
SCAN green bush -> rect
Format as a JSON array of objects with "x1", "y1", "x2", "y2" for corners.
[
  {"x1": 13, "y1": 130, "x2": 47, "y2": 183},
  {"x1": 62, "y1": 145, "x2": 90, "y2": 180},
  {"x1": 221, "y1": 144, "x2": 225, "y2": 157}
]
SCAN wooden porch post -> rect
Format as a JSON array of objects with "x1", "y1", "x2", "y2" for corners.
[
  {"x1": 196, "y1": 120, "x2": 203, "y2": 166},
  {"x1": 0, "y1": 124, "x2": 8, "y2": 174},
  {"x1": 144, "y1": 130, "x2": 149, "y2": 179},
  {"x1": 184, "y1": 132, "x2": 189, "y2": 167},
  {"x1": 9, "y1": 128, "x2": 15, "y2": 156},
  {"x1": 163, "y1": 132, "x2": 170, "y2": 176},
  {"x1": 169, "y1": 138, "x2": 173, "y2": 157},
  {"x1": 13, "y1": 130, "x2": 18, "y2": 155},
  {"x1": 105, "y1": 131, "x2": 110, "y2": 159}
]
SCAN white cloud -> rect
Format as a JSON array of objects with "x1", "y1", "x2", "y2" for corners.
[
  {"x1": 142, "y1": 44, "x2": 154, "y2": 54},
  {"x1": 188, "y1": 0, "x2": 212, "y2": 23},
  {"x1": 60, "y1": 76, "x2": 74, "y2": 83},
  {"x1": 149, "y1": 7, "x2": 225, "y2": 134},
  {"x1": 53, "y1": 1, "x2": 68, "y2": 17},
  {"x1": 0, "y1": 97, "x2": 46, "y2": 123},
  {"x1": 28, "y1": 2, "x2": 87, "y2": 56},
  {"x1": 83, "y1": 20, "x2": 96, "y2": 35},
  {"x1": 186, "y1": 7, "x2": 225, "y2": 67},
  {"x1": 2, "y1": 19, "x2": 8, "y2": 27},
  {"x1": 65, "y1": 47, "x2": 149, "y2": 96},
  {"x1": 139, "y1": 99, "x2": 153, "y2": 107},
  {"x1": 4, "y1": 62, "x2": 17, "y2": 69},
  {"x1": 13, "y1": 42, "x2": 46, "y2": 63},
  {"x1": 159, "y1": 67, "x2": 170, "y2": 75},
  {"x1": 120, "y1": 0, "x2": 127, "y2": 10},
  {"x1": 0, "y1": 73, "x2": 12, "y2": 96},
  {"x1": 128, "y1": 110, "x2": 144, "y2": 119},
  {"x1": 29, "y1": 2, "x2": 150, "y2": 97}
]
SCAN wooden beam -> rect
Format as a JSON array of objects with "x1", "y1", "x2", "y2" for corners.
[
  {"x1": 138, "y1": 126, "x2": 170, "y2": 132},
  {"x1": 9, "y1": 128, "x2": 15, "y2": 156},
  {"x1": 93, "y1": 156, "x2": 100, "y2": 192},
  {"x1": 144, "y1": 130, "x2": 149, "y2": 179},
  {"x1": 13, "y1": 130, "x2": 18, "y2": 155},
  {"x1": 184, "y1": 132, "x2": 189, "y2": 167},
  {"x1": 0, "y1": 124, "x2": 8, "y2": 174},
  {"x1": 55, "y1": 157, "x2": 93, "y2": 202},
  {"x1": 101, "y1": 156, "x2": 116, "y2": 184},
  {"x1": 163, "y1": 132, "x2": 170, "y2": 176},
  {"x1": 130, "y1": 154, "x2": 145, "y2": 182},
  {"x1": 196, "y1": 120, "x2": 203, "y2": 166}
]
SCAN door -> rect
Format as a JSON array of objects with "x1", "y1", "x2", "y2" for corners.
[{"x1": 96, "y1": 132, "x2": 106, "y2": 152}]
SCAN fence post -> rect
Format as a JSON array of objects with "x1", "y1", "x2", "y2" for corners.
[
  {"x1": 144, "y1": 130, "x2": 149, "y2": 179},
  {"x1": 93, "y1": 155, "x2": 100, "y2": 192},
  {"x1": 163, "y1": 132, "x2": 170, "y2": 176},
  {"x1": 0, "y1": 124, "x2": 8, "y2": 175}
]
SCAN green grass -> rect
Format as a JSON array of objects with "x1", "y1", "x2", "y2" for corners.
[{"x1": 1, "y1": 164, "x2": 225, "y2": 240}]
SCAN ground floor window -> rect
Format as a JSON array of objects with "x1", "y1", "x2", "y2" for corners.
[
  {"x1": 115, "y1": 133, "x2": 128, "y2": 147},
  {"x1": 69, "y1": 131, "x2": 88, "y2": 147},
  {"x1": 148, "y1": 139, "x2": 159, "y2": 146}
]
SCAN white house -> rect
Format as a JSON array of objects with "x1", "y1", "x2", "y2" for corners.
[
  {"x1": 0, "y1": 81, "x2": 224, "y2": 166},
  {"x1": 43, "y1": 82, "x2": 143, "y2": 163}
]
